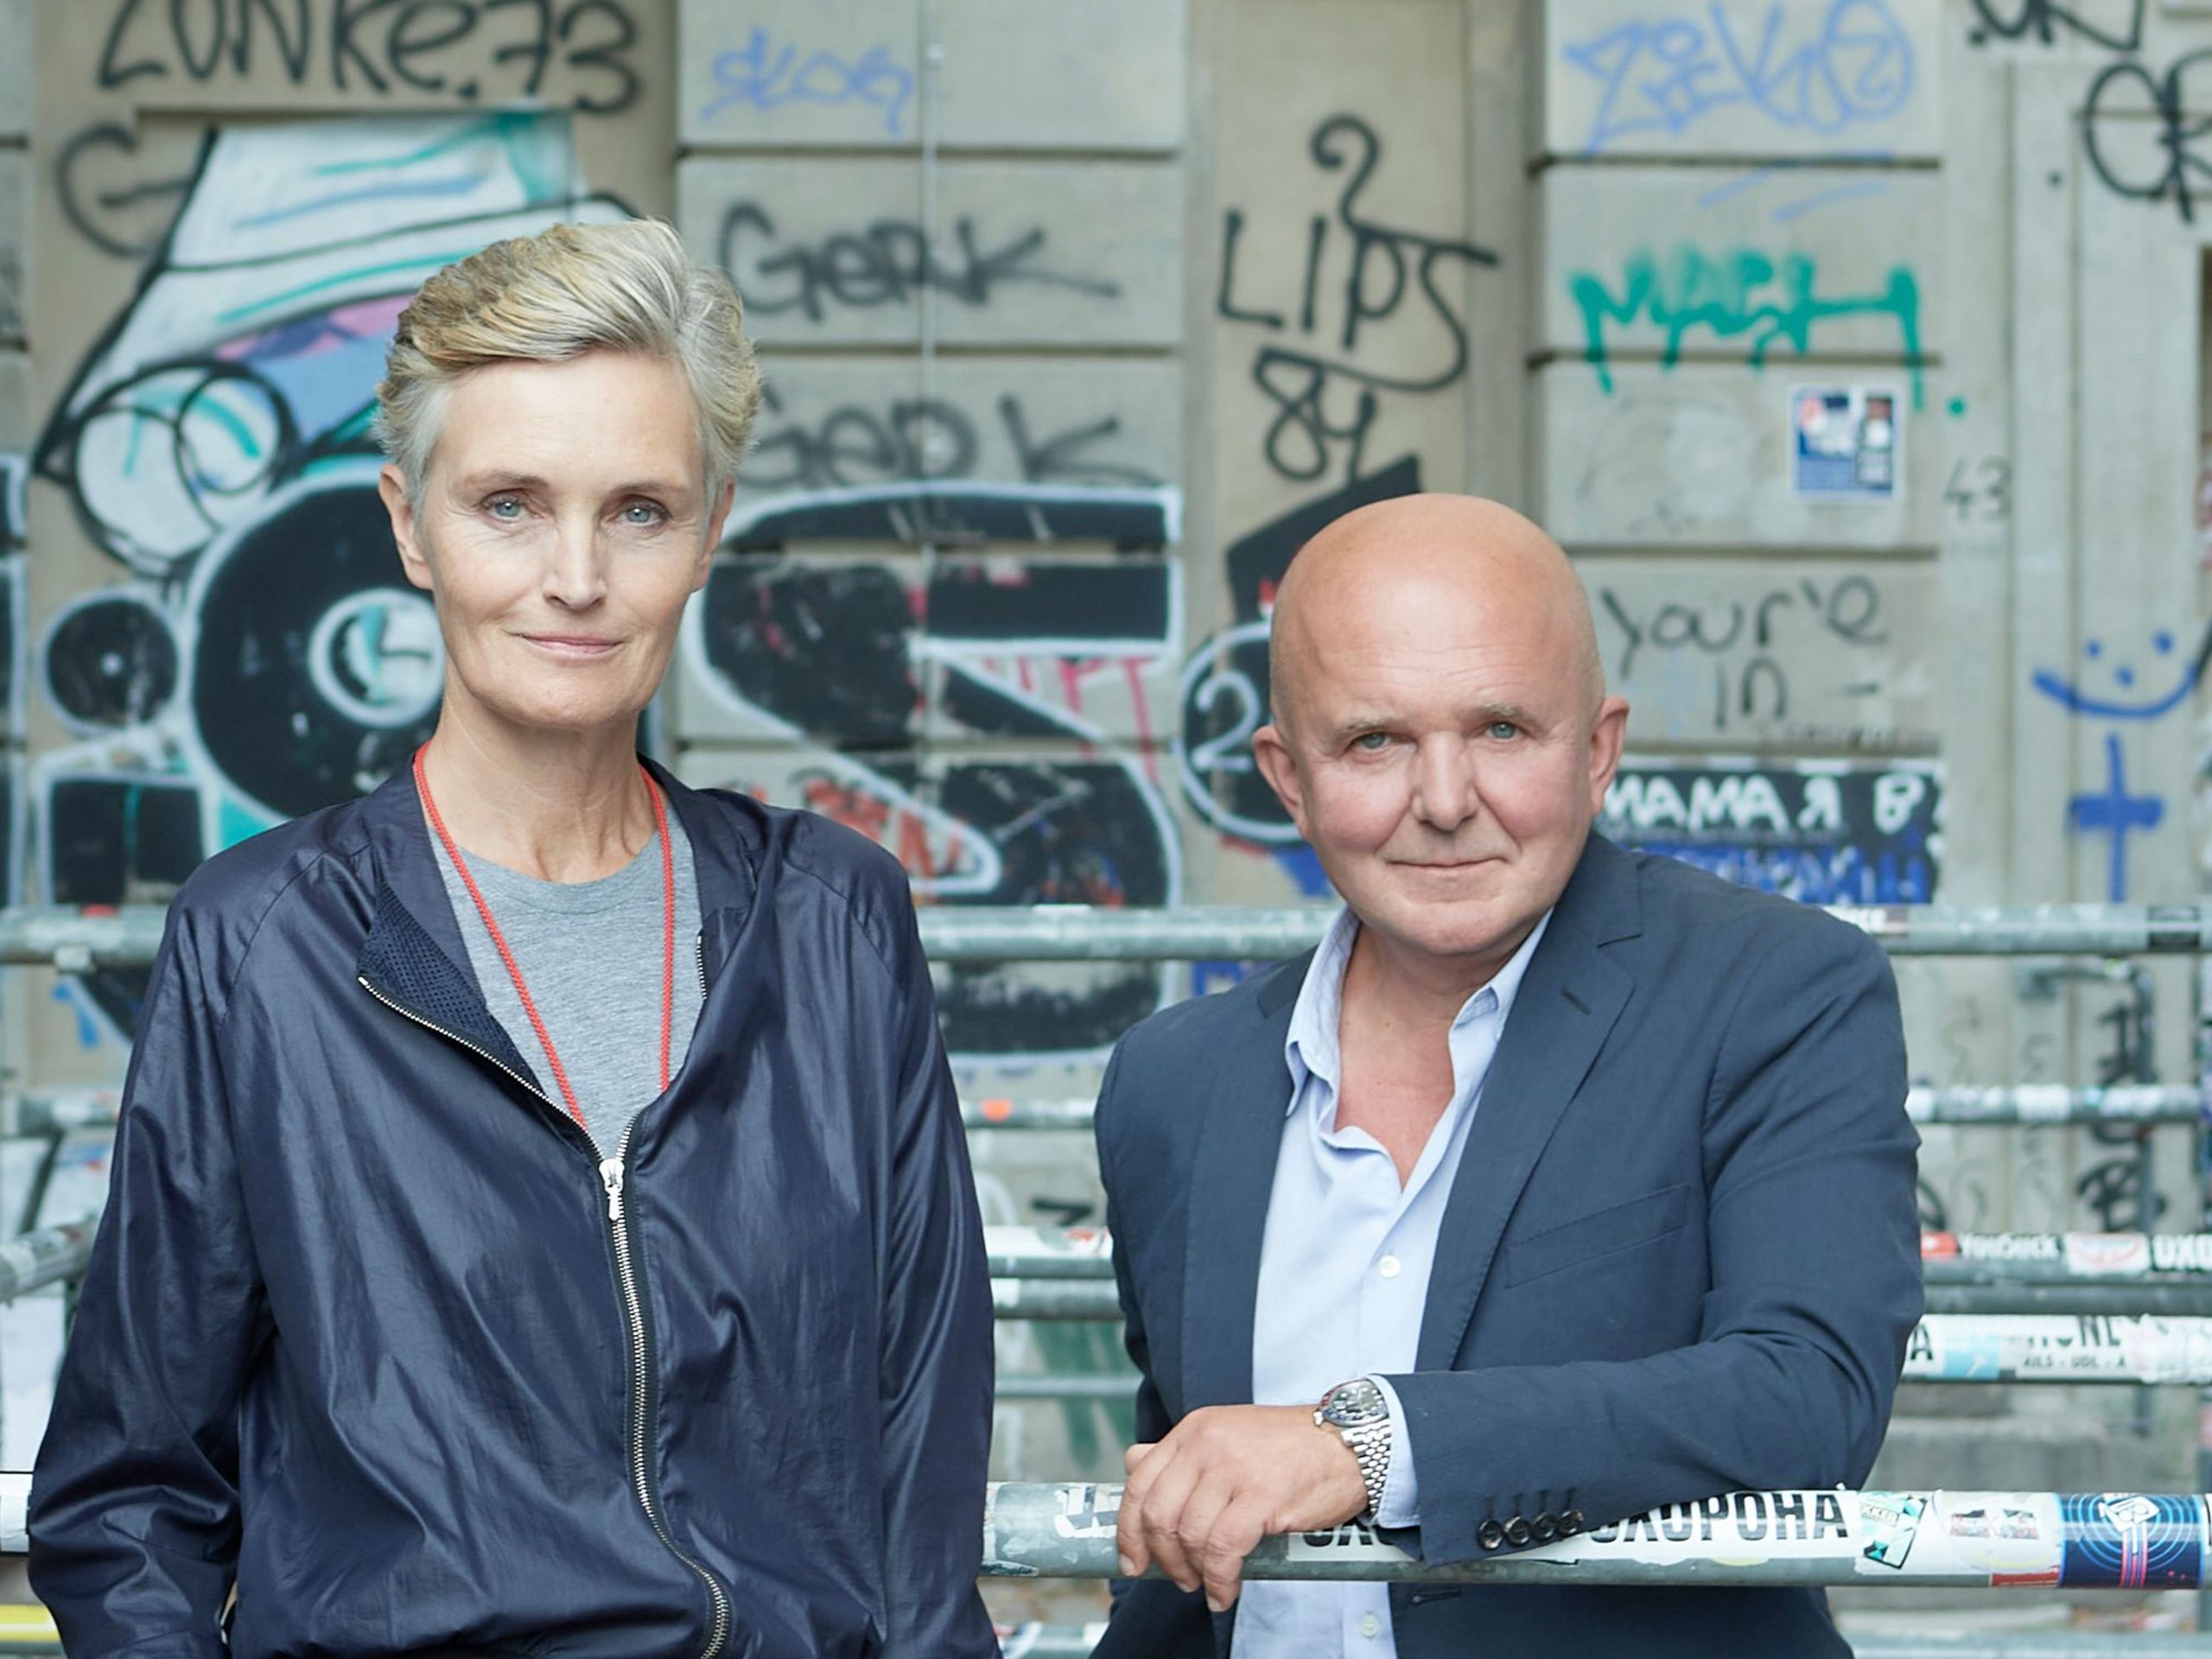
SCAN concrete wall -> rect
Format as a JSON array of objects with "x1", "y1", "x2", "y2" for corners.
[{"x1": 3, "y1": 0, "x2": 2212, "y2": 1514}]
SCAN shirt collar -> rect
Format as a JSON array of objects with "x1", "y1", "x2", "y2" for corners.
[{"x1": 1282, "y1": 906, "x2": 1555, "y2": 1113}]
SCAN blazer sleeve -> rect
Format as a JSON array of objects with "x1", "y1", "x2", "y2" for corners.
[
  {"x1": 1097, "y1": 1035, "x2": 1173, "y2": 1448},
  {"x1": 1381, "y1": 918, "x2": 1922, "y2": 1565},
  {"x1": 871, "y1": 894, "x2": 999, "y2": 1659},
  {"x1": 29, "y1": 906, "x2": 267, "y2": 1656}
]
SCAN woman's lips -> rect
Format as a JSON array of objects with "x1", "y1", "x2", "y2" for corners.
[{"x1": 519, "y1": 633, "x2": 620, "y2": 658}]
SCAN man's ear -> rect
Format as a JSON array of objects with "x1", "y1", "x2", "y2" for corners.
[
  {"x1": 379, "y1": 464, "x2": 435, "y2": 594},
  {"x1": 1251, "y1": 721, "x2": 1312, "y2": 842},
  {"x1": 1585, "y1": 695, "x2": 1630, "y2": 817}
]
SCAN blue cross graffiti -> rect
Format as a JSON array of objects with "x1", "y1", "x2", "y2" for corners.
[{"x1": 2068, "y1": 734, "x2": 2164, "y2": 903}]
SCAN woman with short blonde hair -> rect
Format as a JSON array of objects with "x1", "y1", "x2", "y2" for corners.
[{"x1": 33, "y1": 219, "x2": 998, "y2": 1659}]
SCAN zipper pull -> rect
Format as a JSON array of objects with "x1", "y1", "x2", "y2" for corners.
[{"x1": 600, "y1": 1155, "x2": 626, "y2": 1224}]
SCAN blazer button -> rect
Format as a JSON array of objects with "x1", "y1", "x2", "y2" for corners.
[
  {"x1": 1503, "y1": 1516, "x2": 1532, "y2": 1548},
  {"x1": 1477, "y1": 1520, "x2": 1507, "y2": 1551},
  {"x1": 1531, "y1": 1514, "x2": 1559, "y2": 1543},
  {"x1": 1561, "y1": 1510, "x2": 1586, "y2": 1535}
]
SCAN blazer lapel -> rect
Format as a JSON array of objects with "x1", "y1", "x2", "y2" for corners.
[
  {"x1": 1414, "y1": 837, "x2": 1639, "y2": 1371},
  {"x1": 1179, "y1": 954, "x2": 1307, "y2": 1411}
]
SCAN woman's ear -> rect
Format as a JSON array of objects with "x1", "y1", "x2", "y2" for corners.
[{"x1": 380, "y1": 465, "x2": 435, "y2": 593}]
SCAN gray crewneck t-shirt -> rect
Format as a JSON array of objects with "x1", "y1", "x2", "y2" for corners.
[{"x1": 430, "y1": 815, "x2": 705, "y2": 1157}]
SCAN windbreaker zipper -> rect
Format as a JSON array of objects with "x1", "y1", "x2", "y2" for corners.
[
  {"x1": 359, "y1": 971, "x2": 731, "y2": 1659},
  {"x1": 602, "y1": 1134, "x2": 732, "y2": 1659}
]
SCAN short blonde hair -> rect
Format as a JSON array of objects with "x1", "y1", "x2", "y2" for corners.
[{"x1": 373, "y1": 219, "x2": 761, "y2": 500}]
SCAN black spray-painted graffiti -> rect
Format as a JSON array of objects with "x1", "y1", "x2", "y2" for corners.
[
  {"x1": 1217, "y1": 115, "x2": 1495, "y2": 484},
  {"x1": 1966, "y1": 0, "x2": 2211, "y2": 222},
  {"x1": 2084, "y1": 50, "x2": 2212, "y2": 223},
  {"x1": 720, "y1": 206, "x2": 1118, "y2": 324},
  {"x1": 691, "y1": 554, "x2": 1179, "y2": 1055},
  {"x1": 1598, "y1": 575, "x2": 1890, "y2": 733},
  {"x1": 54, "y1": 124, "x2": 198, "y2": 261},
  {"x1": 1601, "y1": 760, "x2": 1940, "y2": 903},
  {"x1": 743, "y1": 386, "x2": 1160, "y2": 498},
  {"x1": 97, "y1": 0, "x2": 643, "y2": 111},
  {"x1": 1966, "y1": 0, "x2": 2141, "y2": 49}
]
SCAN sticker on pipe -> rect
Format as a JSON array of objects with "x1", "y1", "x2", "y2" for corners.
[
  {"x1": 1930, "y1": 1492, "x2": 2061, "y2": 1585},
  {"x1": 2058, "y1": 1492, "x2": 2206, "y2": 1588},
  {"x1": 1580, "y1": 1491, "x2": 1852, "y2": 1561}
]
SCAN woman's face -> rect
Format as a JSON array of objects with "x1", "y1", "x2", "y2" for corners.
[{"x1": 379, "y1": 350, "x2": 732, "y2": 741}]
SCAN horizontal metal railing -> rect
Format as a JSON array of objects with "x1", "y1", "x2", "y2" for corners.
[
  {"x1": 7, "y1": 902, "x2": 2212, "y2": 970},
  {"x1": 0, "y1": 1225, "x2": 87, "y2": 1306},
  {"x1": 996, "y1": 1314, "x2": 2212, "y2": 1393},
  {"x1": 982, "y1": 1227, "x2": 2212, "y2": 1285},
  {"x1": 982, "y1": 1482, "x2": 2212, "y2": 1587},
  {"x1": 994, "y1": 1277, "x2": 2212, "y2": 1322},
  {"x1": 994, "y1": 1629, "x2": 2212, "y2": 1659},
  {"x1": 958, "y1": 1085, "x2": 2212, "y2": 1133}
]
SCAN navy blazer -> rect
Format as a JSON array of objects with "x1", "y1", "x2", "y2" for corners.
[{"x1": 1092, "y1": 833, "x2": 1922, "y2": 1658}]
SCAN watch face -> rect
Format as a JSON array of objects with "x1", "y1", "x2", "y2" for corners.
[{"x1": 1321, "y1": 1378, "x2": 1389, "y2": 1427}]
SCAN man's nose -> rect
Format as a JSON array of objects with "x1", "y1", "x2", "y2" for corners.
[
  {"x1": 1409, "y1": 737, "x2": 1478, "y2": 831},
  {"x1": 542, "y1": 512, "x2": 608, "y2": 608}
]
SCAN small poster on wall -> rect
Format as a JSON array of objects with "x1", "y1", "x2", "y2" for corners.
[{"x1": 1790, "y1": 385, "x2": 1901, "y2": 499}]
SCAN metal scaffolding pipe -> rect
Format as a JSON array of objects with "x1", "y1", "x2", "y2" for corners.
[
  {"x1": 995, "y1": 1630, "x2": 2212, "y2": 1659},
  {"x1": 10, "y1": 902, "x2": 2212, "y2": 969},
  {"x1": 0, "y1": 1224, "x2": 89, "y2": 1305},
  {"x1": 982, "y1": 1482, "x2": 2212, "y2": 1586},
  {"x1": 1001, "y1": 1316, "x2": 2212, "y2": 1394},
  {"x1": 962, "y1": 1086, "x2": 2212, "y2": 1133},
  {"x1": 1001, "y1": 1278, "x2": 2212, "y2": 1322},
  {"x1": 988, "y1": 1226, "x2": 2212, "y2": 1286},
  {"x1": 1906, "y1": 1084, "x2": 2206, "y2": 1126},
  {"x1": 0, "y1": 1090, "x2": 121, "y2": 1139}
]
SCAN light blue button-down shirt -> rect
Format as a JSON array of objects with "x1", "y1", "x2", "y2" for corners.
[{"x1": 1237, "y1": 905, "x2": 1551, "y2": 1658}]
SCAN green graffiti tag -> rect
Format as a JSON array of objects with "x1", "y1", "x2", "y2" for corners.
[{"x1": 1568, "y1": 247, "x2": 1924, "y2": 405}]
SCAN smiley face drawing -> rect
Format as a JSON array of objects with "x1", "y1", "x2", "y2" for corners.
[{"x1": 2031, "y1": 623, "x2": 2212, "y2": 721}]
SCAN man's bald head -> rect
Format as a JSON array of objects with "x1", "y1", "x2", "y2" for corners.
[{"x1": 1266, "y1": 493, "x2": 1606, "y2": 741}]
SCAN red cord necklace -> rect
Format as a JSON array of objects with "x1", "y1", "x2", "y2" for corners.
[{"x1": 414, "y1": 743, "x2": 677, "y2": 1133}]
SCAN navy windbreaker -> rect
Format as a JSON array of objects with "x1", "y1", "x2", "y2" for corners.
[{"x1": 28, "y1": 760, "x2": 998, "y2": 1659}]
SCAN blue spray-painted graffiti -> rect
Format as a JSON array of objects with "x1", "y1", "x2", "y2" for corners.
[
  {"x1": 2067, "y1": 734, "x2": 2163, "y2": 905},
  {"x1": 1563, "y1": 0, "x2": 1915, "y2": 155},
  {"x1": 2029, "y1": 627, "x2": 2206, "y2": 900},
  {"x1": 2031, "y1": 626, "x2": 2210, "y2": 719},
  {"x1": 699, "y1": 28, "x2": 914, "y2": 137}
]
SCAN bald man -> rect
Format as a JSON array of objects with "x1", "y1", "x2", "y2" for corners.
[{"x1": 1093, "y1": 495, "x2": 1920, "y2": 1658}]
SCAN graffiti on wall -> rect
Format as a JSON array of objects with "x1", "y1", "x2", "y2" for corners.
[
  {"x1": 1216, "y1": 116, "x2": 1493, "y2": 484},
  {"x1": 1963, "y1": 0, "x2": 2212, "y2": 223},
  {"x1": 1560, "y1": 0, "x2": 1916, "y2": 155},
  {"x1": 32, "y1": 111, "x2": 622, "y2": 1036},
  {"x1": 682, "y1": 549, "x2": 1183, "y2": 1058},
  {"x1": 1602, "y1": 759, "x2": 1941, "y2": 902},
  {"x1": 1568, "y1": 245, "x2": 1925, "y2": 405},
  {"x1": 2031, "y1": 624, "x2": 2210, "y2": 900},
  {"x1": 93, "y1": 0, "x2": 646, "y2": 112}
]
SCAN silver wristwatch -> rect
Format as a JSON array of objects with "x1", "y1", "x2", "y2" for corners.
[{"x1": 1314, "y1": 1376, "x2": 1393, "y2": 1521}]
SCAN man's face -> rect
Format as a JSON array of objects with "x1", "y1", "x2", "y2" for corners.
[
  {"x1": 379, "y1": 350, "x2": 732, "y2": 740},
  {"x1": 1253, "y1": 565, "x2": 1627, "y2": 980}
]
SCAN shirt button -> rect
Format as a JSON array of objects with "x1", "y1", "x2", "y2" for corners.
[
  {"x1": 1359, "y1": 1613, "x2": 1382, "y2": 1638},
  {"x1": 1377, "y1": 1255, "x2": 1402, "y2": 1279}
]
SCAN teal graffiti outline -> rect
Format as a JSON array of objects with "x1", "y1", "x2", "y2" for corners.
[{"x1": 1569, "y1": 247, "x2": 1924, "y2": 406}]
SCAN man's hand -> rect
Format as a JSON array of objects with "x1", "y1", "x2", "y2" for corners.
[{"x1": 1116, "y1": 1404, "x2": 1370, "y2": 1611}]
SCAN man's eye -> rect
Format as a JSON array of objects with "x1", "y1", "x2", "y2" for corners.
[
  {"x1": 486, "y1": 496, "x2": 524, "y2": 520},
  {"x1": 1487, "y1": 721, "x2": 1521, "y2": 741},
  {"x1": 1352, "y1": 732, "x2": 1392, "y2": 752},
  {"x1": 621, "y1": 501, "x2": 670, "y2": 527}
]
